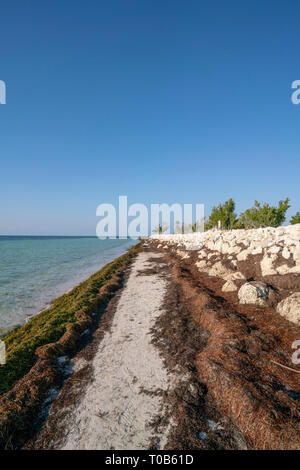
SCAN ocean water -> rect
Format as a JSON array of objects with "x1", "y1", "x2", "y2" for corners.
[{"x1": 0, "y1": 236, "x2": 136, "y2": 330}]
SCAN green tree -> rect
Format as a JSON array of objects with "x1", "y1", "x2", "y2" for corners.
[
  {"x1": 205, "y1": 198, "x2": 238, "y2": 230},
  {"x1": 238, "y1": 198, "x2": 290, "y2": 229},
  {"x1": 290, "y1": 212, "x2": 300, "y2": 225}
]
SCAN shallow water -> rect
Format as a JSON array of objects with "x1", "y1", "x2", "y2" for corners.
[{"x1": 0, "y1": 236, "x2": 136, "y2": 329}]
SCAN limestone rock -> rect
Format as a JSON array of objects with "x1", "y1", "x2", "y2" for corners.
[
  {"x1": 237, "y1": 249, "x2": 250, "y2": 261},
  {"x1": 276, "y1": 264, "x2": 291, "y2": 275},
  {"x1": 268, "y1": 245, "x2": 281, "y2": 254},
  {"x1": 276, "y1": 292, "x2": 300, "y2": 325},
  {"x1": 176, "y1": 250, "x2": 189, "y2": 259},
  {"x1": 196, "y1": 260, "x2": 207, "y2": 270},
  {"x1": 208, "y1": 261, "x2": 232, "y2": 278},
  {"x1": 260, "y1": 254, "x2": 277, "y2": 276},
  {"x1": 282, "y1": 247, "x2": 291, "y2": 259},
  {"x1": 223, "y1": 271, "x2": 245, "y2": 281},
  {"x1": 251, "y1": 246, "x2": 263, "y2": 255},
  {"x1": 289, "y1": 265, "x2": 300, "y2": 274},
  {"x1": 222, "y1": 280, "x2": 238, "y2": 292},
  {"x1": 151, "y1": 225, "x2": 300, "y2": 285},
  {"x1": 238, "y1": 281, "x2": 277, "y2": 306},
  {"x1": 293, "y1": 246, "x2": 300, "y2": 264}
]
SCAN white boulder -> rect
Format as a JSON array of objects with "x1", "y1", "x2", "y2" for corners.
[
  {"x1": 238, "y1": 281, "x2": 276, "y2": 306},
  {"x1": 276, "y1": 293, "x2": 300, "y2": 325}
]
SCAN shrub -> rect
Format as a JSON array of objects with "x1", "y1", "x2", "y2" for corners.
[
  {"x1": 290, "y1": 212, "x2": 300, "y2": 225},
  {"x1": 238, "y1": 198, "x2": 290, "y2": 229}
]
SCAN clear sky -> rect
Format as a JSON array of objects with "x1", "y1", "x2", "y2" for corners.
[{"x1": 0, "y1": 0, "x2": 299, "y2": 235}]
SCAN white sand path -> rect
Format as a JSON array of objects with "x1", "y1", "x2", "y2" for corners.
[{"x1": 60, "y1": 252, "x2": 177, "y2": 450}]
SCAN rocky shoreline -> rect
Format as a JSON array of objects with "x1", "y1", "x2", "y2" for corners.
[
  {"x1": 147, "y1": 225, "x2": 300, "y2": 449},
  {"x1": 151, "y1": 224, "x2": 300, "y2": 325}
]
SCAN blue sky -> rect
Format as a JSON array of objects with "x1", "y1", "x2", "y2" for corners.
[{"x1": 0, "y1": 0, "x2": 299, "y2": 235}]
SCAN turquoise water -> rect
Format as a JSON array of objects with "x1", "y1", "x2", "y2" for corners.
[{"x1": 0, "y1": 236, "x2": 136, "y2": 330}]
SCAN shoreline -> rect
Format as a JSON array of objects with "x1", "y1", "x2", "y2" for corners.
[
  {"x1": 0, "y1": 243, "x2": 141, "y2": 401},
  {"x1": 0, "y1": 239, "x2": 137, "y2": 336},
  {"x1": 0, "y1": 226, "x2": 299, "y2": 450}
]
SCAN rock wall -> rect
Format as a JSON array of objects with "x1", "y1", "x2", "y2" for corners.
[{"x1": 150, "y1": 224, "x2": 300, "y2": 325}]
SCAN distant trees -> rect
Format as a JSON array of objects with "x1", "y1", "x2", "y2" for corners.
[
  {"x1": 290, "y1": 212, "x2": 300, "y2": 225},
  {"x1": 205, "y1": 198, "x2": 238, "y2": 230},
  {"x1": 152, "y1": 198, "x2": 295, "y2": 233},
  {"x1": 205, "y1": 198, "x2": 291, "y2": 230},
  {"x1": 152, "y1": 224, "x2": 169, "y2": 234},
  {"x1": 190, "y1": 220, "x2": 204, "y2": 232}
]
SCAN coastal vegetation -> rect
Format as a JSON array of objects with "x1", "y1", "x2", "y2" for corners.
[
  {"x1": 237, "y1": 198, "x2": 290, "y2": 229},
  {"x1": 0, "y1": 244, "x2": 140, "y2": 397},
  {"x1": 205, "y1": 198, "x2": 291, "y2": 230},
  {"x1": 152, "y1": 198, "x2": 296, "y2": 234},
  {"x1": 290, "y1": 212, "x2": 300, "y2": 225},
  {"x1": 205, "y1": 198, "x2": 238, "y2": 230}
]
